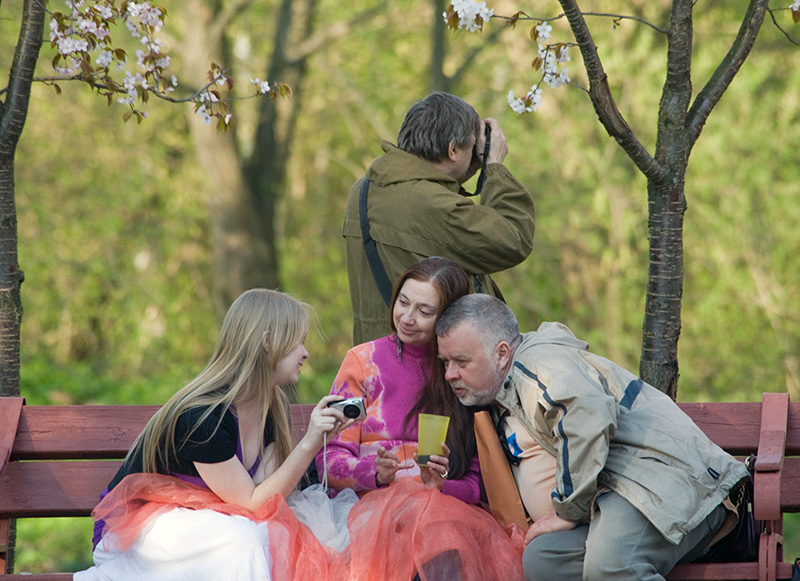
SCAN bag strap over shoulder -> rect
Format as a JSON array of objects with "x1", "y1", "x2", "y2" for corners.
[
  {"x1": 474, "y1": 410, "x2": 529, "y2": 531},
  {"x1": 359, "y1": 178, "x2": 393, "y2": 307}
]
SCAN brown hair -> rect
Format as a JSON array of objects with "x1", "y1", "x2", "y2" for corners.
[{"x1": 392, "y1": 257, "x2": 476, "y2": 480}]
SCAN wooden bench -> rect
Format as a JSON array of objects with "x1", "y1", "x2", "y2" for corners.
[
  {"x1": 1, "y1": 393, "x2": 798, "y2": 580},
  {"x1": 0, "y1": 398, "x2": 315, "y2": 580},
  {"x1": 666, "y1": 392, "x2": 800, "y2": 581}
]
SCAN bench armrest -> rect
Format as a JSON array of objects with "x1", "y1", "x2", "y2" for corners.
[
  {"x1": 754, "y1": 392, "x2": 789, "y2": 522},
  {"x1": 0, "y1": 398, "x2": 24, "y2": 475}
]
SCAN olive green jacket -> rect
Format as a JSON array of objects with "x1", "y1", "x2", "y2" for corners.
[{"x1": 344, "y1": 142, "x2": 535, "y2": 344}]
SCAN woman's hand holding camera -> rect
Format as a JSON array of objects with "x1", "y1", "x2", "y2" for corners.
[{"x1": 302, "y1": 395, "x2": 356, "y2": 451}]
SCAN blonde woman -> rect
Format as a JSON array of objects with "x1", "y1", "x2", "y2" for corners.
[{"x1": 76, "y1": 289, "x2": 354, "y2": 581}]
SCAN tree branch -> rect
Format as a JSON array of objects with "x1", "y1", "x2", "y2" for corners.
[
  {"x1": 655, "y1": 0, "x2": 693, "y2": 159},
  {"x1": 286, "y1": 1, "x2": 388, "y2": 65},
  {"x1": 1, "y1": 0, "x2": 45, "y2": 151},
  {"x1": 686, "y1": 0, "x2": 769, "y2": 144},
  {"x1": 209, "y1": 0, "x2": 255, "y2": 41},
  {"x1": 493, "y1": 11, "x2": 668, "y2": 35},
  {"x1": 767, "y1": 7, "x2": 800, "y2": 47},
  {"x1": 449, "y1": 24, "x2": 505, "y2": 88},
  {"x1": 557, "y1": 0, "x2": 666, "y2": 184}
]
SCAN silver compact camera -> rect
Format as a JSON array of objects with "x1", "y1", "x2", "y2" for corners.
[{"x1": 327, "y1": 397, "x2": 367, "y2": 420}]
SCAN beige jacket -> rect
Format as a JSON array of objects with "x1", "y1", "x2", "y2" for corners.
[{"x1": 496, "y1": 322, "x2": 749, "y2": 544}]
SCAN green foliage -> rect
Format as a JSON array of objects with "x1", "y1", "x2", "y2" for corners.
[
  {"x1": 14, "y1": 518, "x2": 93, "y2": 573},
  {"x1": 16, "y1": 78, "x2": 216, "y2": 404}
]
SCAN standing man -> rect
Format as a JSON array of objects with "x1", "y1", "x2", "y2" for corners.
[
  {"x1": 435, "y1": 294, "x2": 748, "y2": 580},
  {"x1": 344, "y1": 92, "x2": 535, "y2": 344}
]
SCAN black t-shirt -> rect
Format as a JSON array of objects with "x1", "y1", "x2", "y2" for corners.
[{"x1": 108, "y1": 404, "x2": 274, "y2": 491}]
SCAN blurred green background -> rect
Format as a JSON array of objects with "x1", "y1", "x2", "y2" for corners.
[{"x1": 2, "y1": 0, "x2": 799, "y2": 572}]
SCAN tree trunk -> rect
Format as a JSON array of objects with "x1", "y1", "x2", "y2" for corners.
[
  {"x1": 0, "y1": 154, "x2": 23, "y2": 399},
  {"x1": 180, "y1": 0, "x2": 279, "y2": 316},
  {"x1": 0, "y1": 2, "x2": 44, "y2": 571},
  {"x1": 0, "y1": 0, "x2": 45, "y2": 399},
  {"x1": 558, "y1": 0, "x2": 768, "y2": 396},
  {"x1": 638, "y1": 0, "x2": 693, "y2": 399},
  {"x1": 429, "y1": 0, "x2": 450, "y2": 92},
  {"x1": 246, "y1": 0, "x2": 317, "y2": 274},
  {"x1": 179, "y1": 0, "x2": 321, "y2": 316}
]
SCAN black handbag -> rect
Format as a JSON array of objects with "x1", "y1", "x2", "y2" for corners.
[{"x1": 695, "y1": 454, "x2": 761, "y2": 563}]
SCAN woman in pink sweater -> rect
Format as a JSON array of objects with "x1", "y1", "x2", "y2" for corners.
[
  {"x1": 317, "y1": 256, "x2": 478, "y2": 502},
  {"x1": 317, "y1": 257, "x2": 524, "y2": 581}
]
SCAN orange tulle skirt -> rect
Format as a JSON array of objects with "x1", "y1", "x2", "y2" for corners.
[
  {"x1": 90, "y1": 474, "x2": 524, "y2": 580},
  {"x1": 347, "y1": 479, "x2": 525, "y2": 581}
]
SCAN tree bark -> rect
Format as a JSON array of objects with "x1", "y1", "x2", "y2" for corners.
[
  {"x1": 0, "y1": 2, "x2": 44, "y2": 571},
  {"x1": 0, "y1": 0, "x2": 44, "y2": 400}
]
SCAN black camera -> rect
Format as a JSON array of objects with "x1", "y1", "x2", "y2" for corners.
[
  {"x1": 467, "y1": 124, "x2": 492, "y2": 197},
  {"x1": 472, "y1": 124, "x2": 491, "y2": 162},
  {"x1": 327, "y1": 397, "x2": 367, "y2": 420}
]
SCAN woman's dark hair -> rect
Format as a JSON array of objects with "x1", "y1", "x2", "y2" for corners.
[{"x1": 392, "y1": 257, "x2": 476, "y2": 480}]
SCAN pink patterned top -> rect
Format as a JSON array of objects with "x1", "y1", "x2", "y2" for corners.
[{"x1": 315, "y1": 335, "x2": 481, "y2": 504}]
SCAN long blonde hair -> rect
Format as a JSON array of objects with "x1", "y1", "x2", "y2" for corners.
[{"x1": 130, "y1": 289, "x2": 309, "y2": 476}]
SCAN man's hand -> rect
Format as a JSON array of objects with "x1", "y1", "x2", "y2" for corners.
[
  {"x1": 481, "y1": 118, "x2": 508, "y2": 165},
  {"x1": 524, "y1": 512, "x2": 578, "y2": 545}
]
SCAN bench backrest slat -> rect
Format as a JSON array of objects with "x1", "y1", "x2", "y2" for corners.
[
  {"x1": 11, "y1": 404, "x2": 317, "y2": 462},
  {"x1": 676, "y1": 401, "x2": 800, "y2": 455},
  {"x1": 1, "y1": 401, "x2": 798, "y2": 522},
  {"x1": 11, "y1": 405, "x2": 159, "y2": 460},
  {"x1": 11, "y1": 402, "x2": 797, "y2": 460},
  {"x1": 0, "y1": 461, "x2": 121, "y2": 519}
]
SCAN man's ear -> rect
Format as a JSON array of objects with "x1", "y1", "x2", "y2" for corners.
[
  {"x1": 495, "y1": 340, "x2": 512, "y2": 368},
  {"x1": 447, "y1": 140, "x2": 459, "y2": 162}
]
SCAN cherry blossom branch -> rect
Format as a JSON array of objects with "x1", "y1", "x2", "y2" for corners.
[{"x1": 31, "y1": 0, "x2": 288, "y2": 130}]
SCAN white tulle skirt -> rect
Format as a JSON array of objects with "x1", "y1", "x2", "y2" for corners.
[
  {"x1": 73, "y1": 483, "x2": 358, "y2": 581},
  {"x1": 286, "y1": 484, "x2": 359, "y2": 553},
  {"x1": 75, "y1": 507, "x2": 273, "y2": 580}
]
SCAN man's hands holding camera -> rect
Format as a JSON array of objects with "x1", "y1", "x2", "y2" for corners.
[{"x1": 476, "y1": 118, "x2": 508, "y2": 166}]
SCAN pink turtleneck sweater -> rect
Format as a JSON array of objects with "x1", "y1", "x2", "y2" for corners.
[{"x1": 315, "y1": 335, "x2": 481, "y2": 504}]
